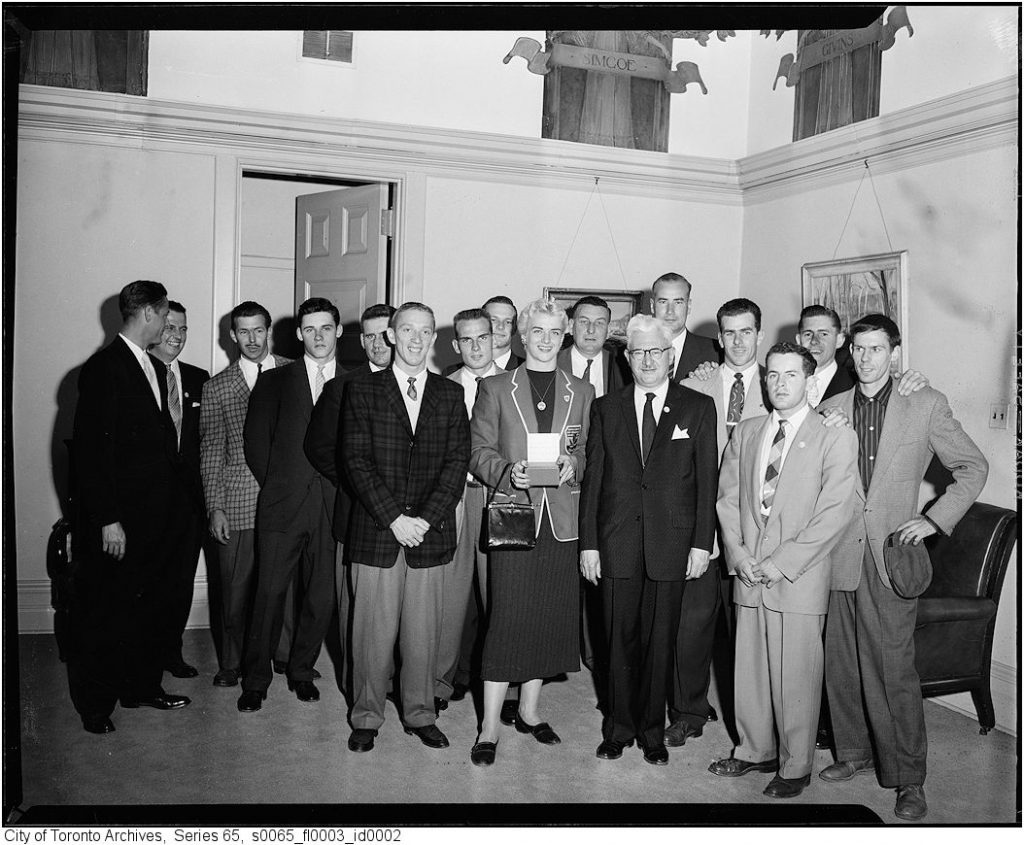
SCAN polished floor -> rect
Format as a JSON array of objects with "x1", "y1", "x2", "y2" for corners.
[{"x1": 11, "y1": 630, "x2": 1019, "y2": 825}]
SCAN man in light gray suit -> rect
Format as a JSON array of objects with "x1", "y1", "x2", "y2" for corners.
[
  {"x1": 710, "y1": 342, "x2": 858, "y2": 798},
  {"x1": 818, "y1": 314, "x2": 988, "y2": 822},
  {"x1": 435, "y1": 308, "x2": 504, "y2": 708}
]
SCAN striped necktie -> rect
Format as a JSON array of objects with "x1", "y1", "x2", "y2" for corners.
[
  {"x1": 760, "y1": 419, "x2": 788, "y2": 515},
  {"x1": 314, "y1": 363, "x2": 325, "y2": 402},
  {"x1": 165, "y1": 363, "x2": 182, "y2": 446}
]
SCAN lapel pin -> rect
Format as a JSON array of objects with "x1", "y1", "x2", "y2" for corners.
[
  {"x1": 798, "y1": 441, "x2": 805, "y2": 448},
  {"x1": 663, "y1": 405, "x2": 670, "y2": 413},
  {"x1": 563, "y1": 395, "x2": 570, "y2": 402}
]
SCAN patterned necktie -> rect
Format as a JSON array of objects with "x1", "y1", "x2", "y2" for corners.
[
  {"x1": 806, "y1": 374, "x2": 821, "y2": 408},
  {"x1": 166, "y1": 363, "x2": 182, "y2": 446},
  {"x1": 727, "y1": 371, "x2": 745, "y2": 434},
  {"x1": 761, "y1": 419, "x2": 788, "y2": 514},
  {"x1": 582, "y1": 358, "x2": 593, "y2": 386},
  {"x1": 314, "y1": 363, "x2": 325, "y2": 402},
  {"x1": 407, "y1": 376, "x2": 417, "y2": 400},
  {"x1": 641, "y1": 392, "x2": 656, "y2": 465}
]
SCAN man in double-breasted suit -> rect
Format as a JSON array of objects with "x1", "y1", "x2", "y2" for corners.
[
  {"x1": 818, "y1": 315, "x2": 987, "y2": 822},
  {"x1": 341, "y1": 303, "x2": 469, "y2": 753},
  {"x1": 199, "y1": 301, "x2": 289, "y2": 688},
  {"x1": 650, "y1": 272, "x2": 721, "y2": 383},
  {"x1": 69, "y1": 280, "x2": 191, "y2": 733},
  {"x1": 710, "y1": 342, "x2": 858, "y2": 798},
  {"x1": 303, "y1": 302, "x2": 394, "y2": 697},
  {"x1": 148, "y1": 300, "x2": 210, "y2": 678},
  {"x1": 669, "y1": 298, "x2": 770, "y2": 744},
  {"x1": 580, "y1": 314, "x2": 718, "y2": 765},
  {"x1": 237, "y1": 297, "x2": 341, "y2": 711}
]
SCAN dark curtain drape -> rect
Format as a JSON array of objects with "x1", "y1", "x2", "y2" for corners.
[
  {"x1": 793, "y1": 28, "x2": 881, "y2": 141},
  {"x1": 20, "y1": 30, "x2": 147, "y2": 95}
]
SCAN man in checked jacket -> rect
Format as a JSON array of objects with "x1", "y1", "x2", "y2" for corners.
[{"x1": 340, "y1": 302, "x2": 470, "y2": 753}]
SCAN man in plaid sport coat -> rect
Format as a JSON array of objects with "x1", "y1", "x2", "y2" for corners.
[
  {"x1": 341, "y1": 302, "x2": 470, "y2": 753},
  {"x1": 199, "y1": 301, "x2": 289, "y2": 688}
]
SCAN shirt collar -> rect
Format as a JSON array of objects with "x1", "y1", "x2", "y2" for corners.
[
  {"x1": 855, "y1": 376, "x2": 893, "y2": 406},
  {"x1": 459, "y1": 363, "x2": 497, "y2": 385},
  {"x1": 772, "y1": 402, "x2": 811, "y2": 432},
  {"x1": 722, "y1": 360, "x2": 759, "y2": 379},
  {"x1": 815, "y1": 359, "x2": 838, "y2": 385},
  {"x1": 634, "y1": 378, "x2": 670, "y2": 405},
  {"x1": 393, "y1": 362, "x2": 428, "y2": 389},
  {"x1": 669, "y1": 328, "x2": 688, "y2": 355},
  {"x1": 118, "y1": 333, "x2": 149, "y2": 363}
]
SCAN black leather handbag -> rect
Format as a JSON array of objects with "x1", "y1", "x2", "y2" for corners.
[{"x1": 485, "y1": 464, "x2": 536, "y2": 551}]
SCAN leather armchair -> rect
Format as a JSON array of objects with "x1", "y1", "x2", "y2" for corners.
[{"x1": 916, "y1": 501, "x2": 1017, "y2": 734}]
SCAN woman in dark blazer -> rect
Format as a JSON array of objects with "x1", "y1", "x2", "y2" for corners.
[{"x1": 467, "y1": 298, "x2": 594, "y2": 765}]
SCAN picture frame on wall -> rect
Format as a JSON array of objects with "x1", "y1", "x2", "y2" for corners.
[
  {"x1": 801, "y1": 250, "x2": 909, "y2": 370},
  {"x1": 543, "y1": 287, "x2": 644, "y2": 344}
]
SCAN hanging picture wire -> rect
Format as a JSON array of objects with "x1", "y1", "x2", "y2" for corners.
[{"x1": 555, "y1": 176, "x2": 629, "y2": 288}]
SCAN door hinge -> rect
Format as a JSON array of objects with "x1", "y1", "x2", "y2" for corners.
[{"x1": 380, "y1": 208, "x2": 395, "y2": 238}]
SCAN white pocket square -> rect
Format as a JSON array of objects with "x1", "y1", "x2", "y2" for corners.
[
  {"x1": 191, "y1": 401, "x2": 201, "y2": 408},
  {"x1": 671, "y1": 426, "x2": 689, "y2": 440}
]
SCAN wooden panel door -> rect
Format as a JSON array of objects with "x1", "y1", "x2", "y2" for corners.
[{"x1": 295, "y1": 184, "x2": 389, "y2": 367}]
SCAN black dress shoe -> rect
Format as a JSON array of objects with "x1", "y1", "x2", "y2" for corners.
[
  {"x1": 499, "y1": 699, "x2": 518, "y2": 725},
  {"x1": 272, "y1": 659, "x2": 287, "y2": 674},
  {"x1": 434, "y1": 696, "x2": 449, "y2": 715},
  {"x1": 470, "y1": 739, "x2": 498, "y2": 766},
  {"x1": 289, "y1": 680, "x2": 320, "y2": 702},
  {"x1": 165, "y1": 660, "x2": 199, "y2": 679},
  {"x1": 404, "y1": 724, "x2": 450, "y2": 749},
  {"x1": 816, "y1": 727, "x2": 833, "y2": 749},
  {"x1": 450, "y1": 682, "x2": 470, "y2": 702},
  {"x1": 596, "y1": 739, "x2": 633, "y2": 760},
  {"x1": 348, "y1": 728, "x2": 377, "y2": 752},
  {"x1": 237, "y1": 690, "x2": 266, "y2": 712},
  {"x1": 764, "y1": 773, "x2": 811, "y2": 798},
  {"x1": 120, "y1": 693, "x2": 191, "y2": 710},
  {"x1": 640, "y1": 744, "x2": 670, "y2": 766},
  {"x1": 514, "y1": 713, "x2": 561, "y2": 745},
  {"x1": 213, "y1": 669, "x2": 239, "y2": 687},
  {"x1": 82, "y1": 716, "x2": 115, "y2": 734},
  {"x1": 706, "y1": 705, "x2": 719, "y2": 723},
  {"x1": 664, "y1": 719, "x2": 704, "y2": 747},
  {"x1": 312, "y1": 668, "x2": 321, "y2": 680}
]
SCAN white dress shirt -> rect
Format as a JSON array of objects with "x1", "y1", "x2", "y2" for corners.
[
  {"x1": 720, "y1": 361, "x2": 760, "y2": 419},
  {"x1": 303, "y1": 355, "x2": 336, "y2": 402},
  {"x1": 757, "y1": 403, "x2": 811, "y2": 516},
  {"x1": 457, "y1": 363, "x2": 499, "y2": 419},
  {"x1": 807, "y1": 360, "x2": 837, "y2": 408},
  {"x1": 239, "y1": 354, "x2": 277, "y2": 391},
  {"x1": 494, "y1": 349, "x2": 516, "y2": 371},
  {"x1": 632, "y1": 378, "x2": 671, "y2": 441},
  {"x1": 119, "y1": 333, "x2": 161, "y2": 408},
  {"x1": 570, "y1": 346, "x2": 605, "y2": 398},
  {"x1": 393, "y1": 364, "x2": 428, "y2": 431}
]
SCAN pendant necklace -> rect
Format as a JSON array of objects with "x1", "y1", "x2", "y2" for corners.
[{"x1": 529, "y1": 378, "x2": 554, "y2": 411}]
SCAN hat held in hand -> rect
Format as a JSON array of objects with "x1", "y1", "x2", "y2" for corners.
[{"x1": 883, "y1": 531, "x2": 933, "y2": 598}]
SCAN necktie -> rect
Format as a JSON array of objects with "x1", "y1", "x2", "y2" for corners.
[
  {"x1": 727, "y1": 371, "x2": 745, "y2": 434},
  {"x1": 166, "y1": 363, "x2": 182, "y2": 446},
  {"x1": 582, "y1": 358, "x2": 593, "y2": 386},
  {"x1": 257, "y1": 362, "x2": 263, "y2": 377},
  {"x1": 641, "y1": 392, "x2": 656, "y2": 465},
  {"x1": 474, "y1": 376, "x2": 482, "y2": 402},
  {"x1": 761, "y1": 419, "x2": 788, "y2": 514},
  {"x1": 806, "y1": 374, "x2": 821, "y2": 407},
  {"x1": 314, "y1": 363, "x2": 325, "y2": 402},
  {"x1": 407, "y1": 376, "x2": 417, "y2": 400}
]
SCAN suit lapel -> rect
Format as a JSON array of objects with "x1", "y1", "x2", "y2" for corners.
[
  {"x1": 509, "y1": 366, "x2": 538, "y2": 434},
  {"x1": 617, "y1": 386, "x2": 643, "y2": 466},
  {"x1": 114, "y1": 337, "x2": 162, "y2": 413},
  {"x1": 418, "y1": 372, "x2": 443, "y2": 427},
  {"x1": 384, "y1": 368, "x2": 415, "y2": 437},
  {"x1": 290, "y1": 361, "x2": 314, "y2": 422},
  {"x1": 647, "y1": 383, "x2": 679, "y2": 459},
  {"x1": 765, "y1": 411, "x2": 819, "y2": 528},
  {"x1": 746, "y1": 415, "x2": 773, "y2": 519},
  {"x1": 742, "y1": 367, "x2": 768, "y2": 419},
  {"x1": 228, "y1": 361, "x2": 250, "y2": 401},
  {"x1": 550, "y1": 368, "x2": 574, "y2": 437}
]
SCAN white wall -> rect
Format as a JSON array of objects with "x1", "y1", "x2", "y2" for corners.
[{"x1": 745, "y1": 6, "x2": 1019, "y2": 154}]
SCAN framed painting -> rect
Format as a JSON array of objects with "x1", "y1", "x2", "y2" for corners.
[
  {"x1": 801, "y1": 250, "x2": 908, "y2": 369},
  {"x1": 543, "y1": 287, "x2": 643, "y2": 343}
]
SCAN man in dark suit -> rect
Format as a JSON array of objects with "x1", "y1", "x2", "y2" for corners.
[
  {"x1": 580, "y1": 314, "x2": 719, "y2": 765},
  {"x1": 303, "y1": 302, "x2": 395, "y2": 697},
  {"x1": 482, "y1": 295, "x2": 524, "y2": 371},
  {"x1": 237, "y1": 297, "x2": 341, "y2": 711},
  {"x1": 148, "y1": 300, "x2": 210, "y2": 678},
  {"x1": 341, "y1": 302, "x2": 469, "y2": 753},
  {"x1": 795, "y1": 305, "x2": 856, "y2": 407},
  {"x1": 69, "y1": 280, "x2": 192, "y2": 734},
  {"x1": 650, "y1": 272, "x2": 721, "y2": 383},
  {"x1": 818, "y1": 315, "x2": 988, "y2": 821},
  {"x1": 200, "y1": 301, "x2": 290, "y2": 688}
]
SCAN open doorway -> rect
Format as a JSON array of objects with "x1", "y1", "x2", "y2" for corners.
[{"x1": 239, "y1": 171, "x2": 394, "y2": 366}]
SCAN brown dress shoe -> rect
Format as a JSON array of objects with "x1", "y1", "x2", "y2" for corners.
[
  {"x1": 819, "y1": 758, "x2": 875, "y2": 782},
  {"x1": 895, "y1": 785, "x2": 927, "y2": 821},
  {"x1": 708, "y1": 757, "x2": 778, "y2": 777}
]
